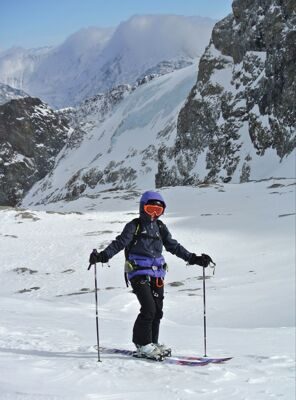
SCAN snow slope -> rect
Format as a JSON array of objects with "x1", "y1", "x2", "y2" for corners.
[
  {"x1": 22, "y1": 62, "x2": 199, "y2": 207},
  {"x1": 0, "y1": 180, "x2": 295, "y2": 399}
]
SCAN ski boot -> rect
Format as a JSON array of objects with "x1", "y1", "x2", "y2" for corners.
[
  {"x1": 134, "y1": 343, "x2": 164, "y2": 361},
  {"x1": 154, "y1": 343, "x2": 172, "y2": 357}
]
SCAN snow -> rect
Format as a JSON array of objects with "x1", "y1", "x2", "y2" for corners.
[
  {"x1": 246, "y1": 51, "x2": 266, "y2": 62},
  {"x1": 0, "y1": 180, "x2": 295, "y2": 399},
  {"x1": 3, "y1": 153, "x2": 33, "y2": 166},
  {"x1": 231, "y1": 116, "x2": 296, "y2": 183}
]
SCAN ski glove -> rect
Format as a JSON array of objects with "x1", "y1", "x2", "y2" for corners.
[
  {"x1": 188, "y1": 253, "x2": 213, "y2": 267},
  {"x1": 89, "y1": 249, "x2": 109, "y2": 264}
]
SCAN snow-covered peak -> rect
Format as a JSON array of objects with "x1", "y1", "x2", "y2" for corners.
[
  {"x1": 0, "y1": 15, "x2": 215, "y2": 107},
  {"x1": 93, "y1": 15, "x2": 215, "y2": 95},
  {"x1": 57, "y1": 27, "x2": 114, "y2": 56},
  {"x1": 27, "y1": 27, "x2": 114, "y2": 107}
]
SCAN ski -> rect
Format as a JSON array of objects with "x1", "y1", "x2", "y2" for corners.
[
  {"x1": 97, "y1": 347, "x2": 232, "y2": 366},
  {"x1": 170, "y1": 354, "x2": 233, "y2": 363}
]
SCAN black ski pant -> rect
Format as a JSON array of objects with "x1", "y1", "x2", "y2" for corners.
[{"x1": 131, "y1": 276, "x2": 164, "y2": 346}]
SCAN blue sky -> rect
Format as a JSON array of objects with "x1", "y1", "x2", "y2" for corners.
[{"x1": 1, "y1": 0, "x2": 233, "y2": 50}]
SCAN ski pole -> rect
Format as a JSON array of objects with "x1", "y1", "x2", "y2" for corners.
[
  {"x1": 202, "y1": 266, "x2": 207, "y2": 357},
  {"x1": 201, "y1": 255, "x2": 216, "y2": 358},
  {"x1": 88, "y1": 261, "x2": 101, "y2": 362}
]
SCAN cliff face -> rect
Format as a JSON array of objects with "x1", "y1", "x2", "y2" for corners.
[
  {"x1": 0, "y1": 97, "x2": 69, "y2": 205},
  {"x1": 156, "y1": 0, "x2": 296, "y2": 185}
]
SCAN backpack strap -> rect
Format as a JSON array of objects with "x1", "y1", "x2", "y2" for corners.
[
  {"x1": 124, "y1": 271, "x2": 130, "y2": 288},
  {"x1": 156, "y1": 219, "x2": 164, "y2": 237},
  {"x1": 124, "y1": 218, "x2": 141, "y2": 260},
  {"x1": 124, "y1": 218, "x2": 140, "y2": 287}
]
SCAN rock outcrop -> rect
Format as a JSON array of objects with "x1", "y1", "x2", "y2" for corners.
[
  {"x1": 156, "y1": 0, "x2": 296, "y2": 185},
  {"x1": 0, "y1": 97, "x2": 69, "y2": 205}
]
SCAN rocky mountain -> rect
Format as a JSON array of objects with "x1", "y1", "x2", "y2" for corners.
[
  {"x1": 0, "y1": 97, "x2": 70, "y2": 206},
  {"x1": 0, "y1": 83, "x2": 29, "y2": 105},
  {"x1": 22, "y1": 64, "x2": 198, "y2": 207},
  {"x1": 156, "y1": 0, "x2": 296, "y2": 185},
  {"x1": 23, "y1": 45, "x2": 294, "y2": 208},
  {"x1": 0, "y1": 16, "x2": 215, "y2": 108}
]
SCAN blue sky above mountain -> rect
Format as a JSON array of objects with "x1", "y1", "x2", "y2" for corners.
[{"x1": 1, "y1": 0, "x2": 233, "y2": 50}]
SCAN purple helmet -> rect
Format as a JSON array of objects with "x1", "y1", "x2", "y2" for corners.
[{"x1": 140, "y1": 191, "x2": 166, "y2": 208}]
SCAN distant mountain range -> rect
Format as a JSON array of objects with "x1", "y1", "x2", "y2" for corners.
[{"x1": 0, "y1": 15, "x2": 215, "y2": 108}]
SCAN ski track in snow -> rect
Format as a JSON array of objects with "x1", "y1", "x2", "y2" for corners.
[{"x1": 0, "y1": 180, "x2": 295, "y2": 400}]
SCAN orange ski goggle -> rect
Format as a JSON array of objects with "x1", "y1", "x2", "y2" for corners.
[{"x1": 144, "y1": 204, "x2": 164, "y2": 217}]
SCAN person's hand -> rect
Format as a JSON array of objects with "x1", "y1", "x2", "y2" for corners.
[
  {"x1": 201, "y1": 253, "x2": 214, "y2": 267},
  {"x1": 89, "y1": 249, "x2": 109, "y2": 264},
  {"x1": 188, "y1": 253, "x2": 214, "y2": 267},
  {"x1": 89, "y1": 249, "x2": 98, "y2": 265}
]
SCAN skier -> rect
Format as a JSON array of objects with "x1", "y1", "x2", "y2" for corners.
[{"x1": 89, "y1": 190, "x2": 213, "y2": 360}]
